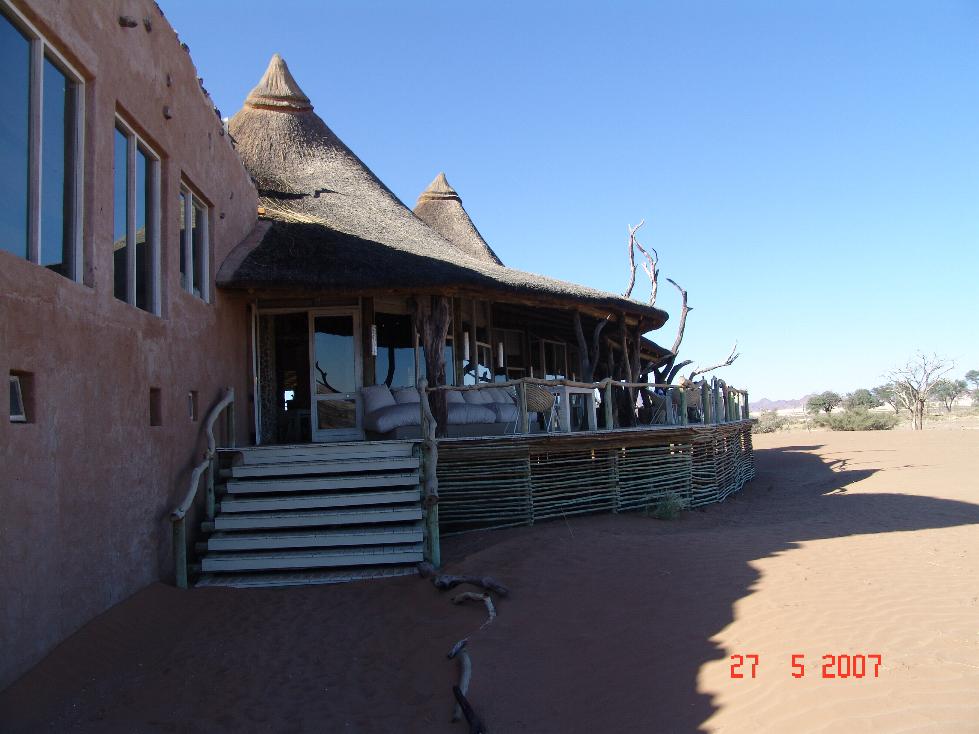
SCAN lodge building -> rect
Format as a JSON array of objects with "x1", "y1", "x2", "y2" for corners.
[{"x1": 0, "y1": 0, "x2": 754, "y2": 689}]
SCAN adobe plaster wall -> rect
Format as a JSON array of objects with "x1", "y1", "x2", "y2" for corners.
[{"x1": 0, "y1": 0, "x2": 259, "y2": 688}]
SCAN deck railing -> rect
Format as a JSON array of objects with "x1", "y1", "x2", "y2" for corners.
[
  {"x1": 424, "y1": 376, "x2": 748, "y2": 432},
  {"x1": 170, "y1": 388, "x2": 236, "y2": 589}
]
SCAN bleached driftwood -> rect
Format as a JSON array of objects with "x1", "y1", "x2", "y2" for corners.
[
  {"x1": 433, "y1": 574, "x2": 510, "y2": 597},
  {"x1": 448, "y1": 639, "x2": 473, "y2": 723},
  {"x1": 452, "y1": 591, "x2": 497, "y2": 629},
  {"x1": 453, "y1": 684, "x2": 487, "y2": 734}
]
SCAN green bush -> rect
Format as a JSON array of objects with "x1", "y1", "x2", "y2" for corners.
[
  {"x1": 647, "y1": 491, "x2": 687, "y2": 520},
  {"x1": 755, "y1": 410, "x2": 788, "y2": 433},
  {"x1": 814, "y1": 408, "x2": 898, "y2": 431}
]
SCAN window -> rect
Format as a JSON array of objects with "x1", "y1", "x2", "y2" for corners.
[
  {"x1": 0, "y1": 5, "x2": 83, "y2": 280},
  {"x1": 188, "y1": 390, "x2": 199, "y2": 422},
  {"x1": 149, "y1": 387, "x2": 162, "y2": 426},
  {"x1": 374, "y1": 312, "x2": 417, "y2": 388},
  {"x1": 9, "y1": 374, "x2": 27, "y2": 422},
  {"x1": 113, "y1": 120, "x2": 160, "y2": 313},
  {"x1": 179, "y1": 185, "x2": 209, "y2": 300}
]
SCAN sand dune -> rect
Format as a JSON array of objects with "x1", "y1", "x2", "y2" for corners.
[{"x1": 2, "y1": 429, "x2": 977, "y2": 733}]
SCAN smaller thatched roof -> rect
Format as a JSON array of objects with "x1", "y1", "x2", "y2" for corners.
[{"x1": 413, "y1": 173, "x2": 503, "y2": 266}]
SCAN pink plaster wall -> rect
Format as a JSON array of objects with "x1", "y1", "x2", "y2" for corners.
[{"x1": 0, "y1": 0, "x2": 259, "y2": 688}]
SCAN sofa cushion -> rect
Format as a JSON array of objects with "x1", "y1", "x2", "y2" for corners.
[
  {"x1": 363, "y1": 403, "x2": 420, "y2": 433},
  {"x1": 392, "y1": 387, "x2": 420, "y2": 405},
  {"x1": 445, "y1": 390, "x2": 466, "y2": 404},
  {"x1": 447, "y1": 403, "x2": 497, "y2": 425},
  {"x1": 489, "y1": 402, "x2": 520, "y2": 423},
  {"x1": 463, "y1": 389, "x2": 494, "y2": 405},
  {"x1": 362, "y1": 384, "x2": 396, "y2": 416}
]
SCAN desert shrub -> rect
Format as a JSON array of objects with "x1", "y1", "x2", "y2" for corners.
[
  {"x1": 814, "y1": 408, "x2": 898, "y2": 431},
  {"x1": 755, "y1": 410, "x2": 788, "y2": 433},
  {"x1": 647, "y1": 491, "x2": 687, "y2": 520}
]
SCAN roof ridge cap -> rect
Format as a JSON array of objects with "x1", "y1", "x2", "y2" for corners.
[{"x1": 245, "y1": 54, "x2": 313, "y2": 112}]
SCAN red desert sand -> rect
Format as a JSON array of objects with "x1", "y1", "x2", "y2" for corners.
[{"x1": 2, "y1": 429, "x2": 978, "y2": 733}]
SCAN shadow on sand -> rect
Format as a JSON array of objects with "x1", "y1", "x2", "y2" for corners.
[{"x1": 438, "y1": 442, "x2": 979, "y2": 732}]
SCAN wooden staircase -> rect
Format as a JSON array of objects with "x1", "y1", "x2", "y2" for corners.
[{"x1": 193, "y1": 440, "x2": 424, "y2": 588}]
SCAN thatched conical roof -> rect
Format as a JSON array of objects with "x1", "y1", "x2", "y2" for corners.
[
  {"x1": 219, "y1": 55, "x2": 669, "y2": 327},
  {"x1": 413, "y1": 173, "x2": 503, "y2": 266}
]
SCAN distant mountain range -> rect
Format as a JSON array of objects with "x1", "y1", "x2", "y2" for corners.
[{"x1": 749, "y1": 396, "x2": 813, "y2": 412}]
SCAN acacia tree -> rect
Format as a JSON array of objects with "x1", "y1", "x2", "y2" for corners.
[
  {"x1": 886, "y1": 352, "x2": 954, "y2": 430},
  {"x1": 966, "y1": 369, "x2": 979, "y2": 405},
  {"x1": 929, "y1": 378, "x2": 967, "y2": 413},
  {"x1": 806, "y1": 391, "x2": 842, "y2": 414},
  {"x1": 844, "y1": 388, "x2": 882, "y2": 411},
  {"x1": 872, "y1": 383, "x2": 902, "y2": 414}
]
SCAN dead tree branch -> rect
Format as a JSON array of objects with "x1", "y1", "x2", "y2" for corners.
[
  {"x1": 622, "y1": 219, "x2": 645, "y2": 298},
  {"x1": 689, "y1": 343, "x2": 740, "y2": 380}
]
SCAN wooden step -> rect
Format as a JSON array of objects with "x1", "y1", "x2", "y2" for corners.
[
  {"x1": 194, "y1": 566, "x2": 419, "y2": 588},
  {"x1": 205, "y1": 524, "x2": 424, "y2": 551},
  {"x1": 223, "y1": 440, "x2": 416, "y2": 465},
  {"x1": 225, "y1": 472, "x2": 419, "y2": 495},
  {"x1": 218, "y1": 487, "x2": 420, "y2": 513},
  {"x1": 229, "y1": 456, "x2": 419, "y2": 479},
  {"x1": 200, "y1": 544, "x2": 424, "y2": 572},
  {"x1": 212, "y1": 506, "x2": 423, "y2": 531}
]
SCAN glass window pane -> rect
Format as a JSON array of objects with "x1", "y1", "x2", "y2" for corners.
[
  {"x1": 134, "y1": 146, "x2": 151, "y2": 311},
  {"x1": 0, "y1": 13, "x2": 30, "y2": 259},
  {"x1": 313, "y1": 315, "x2": 356, "y2": 394},
  {"x1": 179, "y1": 192, "x2": 186, "y2": 284},
  {"x1": 192, "y1": 200, "x2": 204, "y2": 297},
  {"x1": 112, "y1": 128, "x2": 128, "y2": 302},
  {"x1": 374, "y1": 313, "x2": 416, "y2": 388},
  {"x1": 317, "y1": 399, "x2": 357, "y2": 430},
  {"x1": 444, "y1": 343, "x2": 455, "y2": 386},
  {"x1": 40, "y1": 57, "x2": 74, "y2": 277}
]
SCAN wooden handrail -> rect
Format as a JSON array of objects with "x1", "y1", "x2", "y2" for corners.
[
  {"x1": 170, "y1": 387, "x2": 235, "y2": 521},
  {"x1": 171, "y1": 458, "x2": 210, "y2": 521},
  {"x1": 423, "y1": 377, "x2": 748, "y2": 429},
  {"x1": 170, "y1": 387, "x2": 235, "y2": 588},
  {"x1": 425, "y1": 376, "x2": 748, "y2": 396}
]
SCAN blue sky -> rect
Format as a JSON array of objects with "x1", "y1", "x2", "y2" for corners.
[{"x1": 163, "y1": 0, "x2": 979, "y2": 400}]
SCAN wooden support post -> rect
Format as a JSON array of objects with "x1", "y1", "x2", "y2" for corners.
[
  {"x1": 227, "y1": 397, "x2": 236, "y2": 448},
  {"x1": 206, "y1": 455, "x2": 216, "y2": 520},
  {"x1": 173, "y1": 519, "x2": 187, "y2": 589},
  {"x1": 417, "y1": 377, "x2": 441, "y2": 569},
  {"x1": 679, "y1": 388, "x2": 688, "y2": 425},
  {"x1": 603, "y1": 380, "x2": 614, "y2": 430},
  {"x1": 518, "y1": 380, "x2": 530, "y2": 434},
  {"x1": 743, "y1": 391, "x2": 749, "y2": 419}
]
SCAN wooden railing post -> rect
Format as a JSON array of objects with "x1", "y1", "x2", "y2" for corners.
[
  {"x1": 679, "y1": 388, "x2": 688, "y2": 425},
  {"x1": 603, "y1": 379, "x2": 614, "y2": 430},
  {"x1": 173, "y1": 518, "x2": 188, "y2": 589},
  {"x1": 518, "y1": 380, "x2": 530, "y2": 434},
  {"x1": 743, "y1": 390, "x2": 749, "y2": 420},
  {"x1": 417, "y1": 378, "x2": 441, "y2": 569},
  {"x1": 206, "y1": 454, "x2": 217, "y2": 520}
]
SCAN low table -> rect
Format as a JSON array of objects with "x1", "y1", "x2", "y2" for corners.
[{"x1": 546, "y1": 385, "x2": 598, "y2": 432}]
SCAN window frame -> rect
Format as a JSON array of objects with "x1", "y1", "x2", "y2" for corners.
[
  {"x1": 179, "y1": 182, "x2": 210, "y2": 302},
  {"x1": 1, "y1": 1, "x2": 85, "y2": 281},
  {"x1": 9, "y1": 375, "x2": 26, "y2": 423},
  {"x1": 113, "y1": 117, "x2": 162, "y2": 314}
]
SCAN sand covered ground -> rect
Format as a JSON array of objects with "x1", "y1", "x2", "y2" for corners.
[{"x1": 2, "y1": 429, "x2": 977, "y2": 733}]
